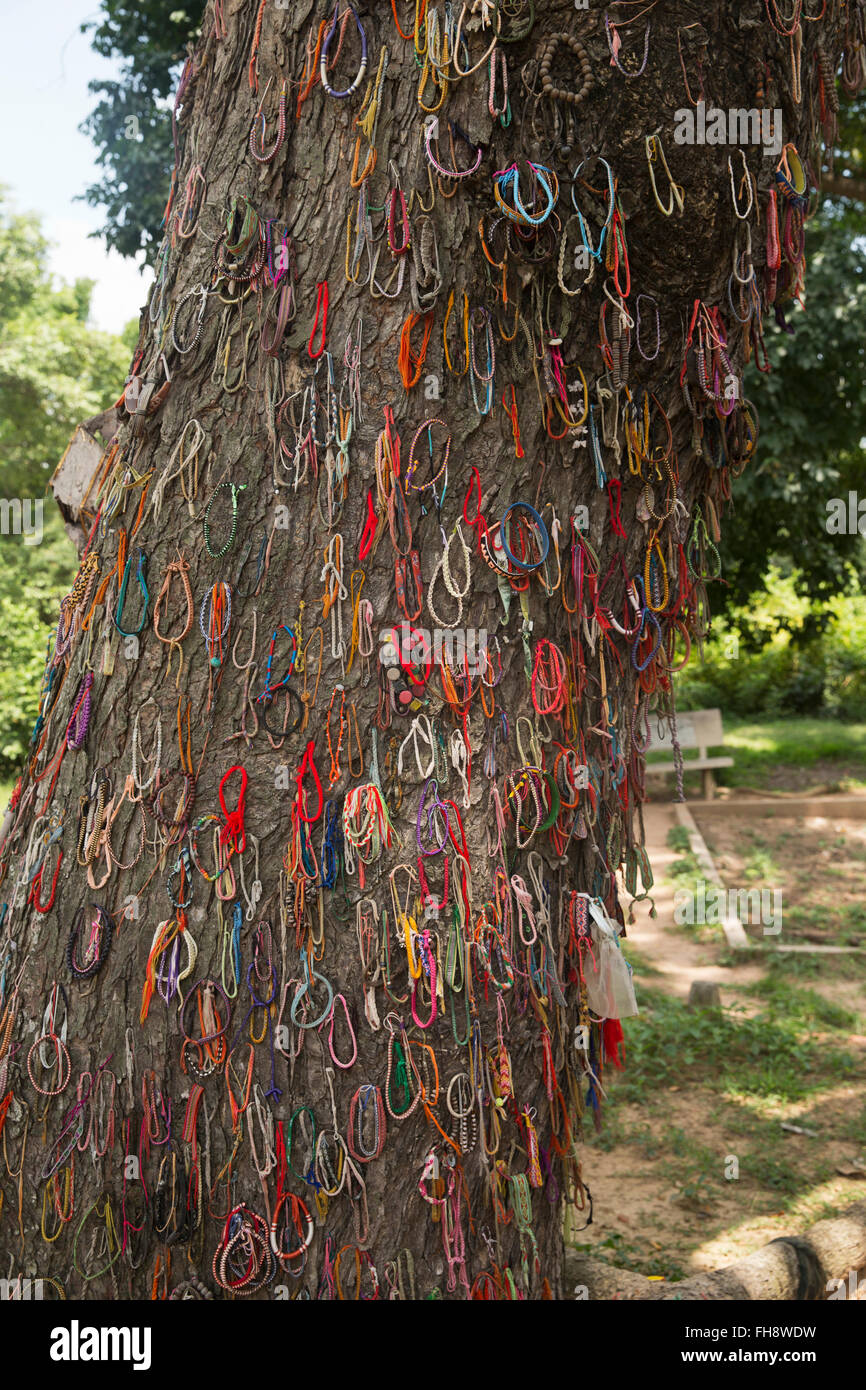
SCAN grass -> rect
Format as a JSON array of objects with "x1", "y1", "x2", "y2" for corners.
[
  {"x1": 742, "y1": 975, "x2": 862, "y2": 1032},
  {"x1": 614, "y1": 985, "x2": 858, "y2": 1105},
  {"x1": 665, "y1": 825, "x2": 701, "y2": 884},
  {"x1": 662, "y1": 826, "x2": 729, "y2": 941},
  {"x1": 574, "y1": 979, "x2": 866, "y2": 1277},
  {"x1": 743, "y1": 841, "x2": 781, "y2": 882},
  {"x1": 720, "y1": 941, "x2": 866, "y2": 982},
  {"x1": 647, "y1": 716, "x2": 866, "y2": 791},
  {"x1": 780, "y1": 901, "x2": 866, "y2": 947},
  {"x1": 723, "y1": 717, "x2": 866, "y2": 766},
  {"x1": 667, "y1": 825, "x2": 691, "y2": 854},
  {"x1": 577, "y1": 725, "x2": 866, "y2": 1277},
  {"x1": 567, "y1": 1229, "x2": 689, "y2": 1283},
  {"x1": 622, "y1": 946, "x2": 662, "y2": 978}
]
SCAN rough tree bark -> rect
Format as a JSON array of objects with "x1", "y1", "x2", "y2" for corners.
[{"x1": 0, "y1": 0, "x2": 853, "y2": 1301}]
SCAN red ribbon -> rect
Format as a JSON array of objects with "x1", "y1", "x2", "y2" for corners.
[
  {"x1": 296, "y1": 741, "x2": 323, "y2": 823},
  {"x1": 358, "y1": 489, "x2": 377, "y2": 561},
  {"x1": 607, "y1": 479, "x2": 627, "y2": 539},
  {"x1": 219, "y1": 765, "x2": 248, "y2": 853},
  {"x1": 308, "y1": 280, "x2": 329, "y2": 359}
]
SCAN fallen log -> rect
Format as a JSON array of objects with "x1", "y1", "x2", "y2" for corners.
[{"x1": 564, "y1": 1200, "x2": 866, "y2": 1300}]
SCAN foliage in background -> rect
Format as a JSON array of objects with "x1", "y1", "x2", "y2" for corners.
[
  {"x1": 716, "y1": 210, "x2": 866, "y2": 619},
  {"x1": 0, "y1": 191, "x2": 129, "y2": 499},
  {"x1": 0, "y1": 518, "x2": 74, "y2": 778},
  {"x1": 678, "y1": 567, "x2": 866, "y2": 720},
  {"x1": 0, "y1": 194, "x2": 129, "y2": 778},
  {"x1": 80, "y1": 1, "x2": 206, "y2": 261},
  {"x1": 831, "y1": 92, "x2": 866, "y2": 201}
]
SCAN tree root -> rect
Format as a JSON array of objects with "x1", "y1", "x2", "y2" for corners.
[{"x1": 563, "y1": 1200, "x2": 866, "y2": 1300}]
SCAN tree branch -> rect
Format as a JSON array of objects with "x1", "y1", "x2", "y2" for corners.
[{"x1": 822, "y1": 170, "x2": 866, "y2": 202}]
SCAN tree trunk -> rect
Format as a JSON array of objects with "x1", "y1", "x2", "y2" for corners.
[{"x1": 0, "y1": 0, "x2": 851, "y2": 1300}]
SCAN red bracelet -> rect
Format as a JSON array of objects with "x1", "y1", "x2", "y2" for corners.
[
  {"x1": 358, "y1": 488, "x2": 377, "y2": 561},
  {"x1": 296, "y1": 740, "x2": 324, "y2": 822},
  {"x1": 308, "y1": 280, "x2": 329, "y2": 359}
]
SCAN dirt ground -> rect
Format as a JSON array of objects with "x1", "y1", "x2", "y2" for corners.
[
  {"x1": 700, "y1": 810, "x2": 866, "y2": 948},
  {"x1": 573, "y1": 800, "x2": 866, "y2": 1284},
  {"x1": 576, "y1": 1087, "x2": 866, "y2": 1279}
]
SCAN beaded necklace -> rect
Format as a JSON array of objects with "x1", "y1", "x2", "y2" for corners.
[
  {"x1": 204, "y1": 480, "x2": 246, "y2": 559},
  {"x1": 249, "y1": 78, "x2": 287, "y2": 163},
  {"x1": 604, "y1": 11, "x2": 652, "y2": 78},
  {"x1": 170, "y1": 284, "x2": 208, "y2": 355}
]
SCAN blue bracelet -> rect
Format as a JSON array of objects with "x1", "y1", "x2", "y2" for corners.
[
  {"x1": 114, "y1": 550, "x2": 150, "y2": 637},
  {"x1": 513, "y1": 163, "x2": 557, "y2": 226},
  {"x1": 499, "y1": 502, "x2": 550, "y2": 571},
  {"x1": 291, "y1": 955, "x2": 334, "y2": 1029}
]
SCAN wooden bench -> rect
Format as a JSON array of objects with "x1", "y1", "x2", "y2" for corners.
[{"x1": 645, "y1": 707, "x2": 733, "y2": 800}]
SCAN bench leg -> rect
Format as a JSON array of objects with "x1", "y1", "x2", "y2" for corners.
[{"x1": 702, "y1": 768, "x2": 716, "y2": 801}]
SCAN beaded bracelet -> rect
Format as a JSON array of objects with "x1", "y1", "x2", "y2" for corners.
[
  {"x1": 424, "y1": 117, "x2": 482, "y2": 179},
  {"x1": 27, "y1": 1031, "x2": 71, "y2": 1096},
  {"x1": 249, "y1": 78, "x2": 287, "y2": 163},
  {"x1": 290, "y1": 954, "x2": 334, "y2": 1029},
  {"x1": 645, "y1": 133, "x2": 684, "y2": 217},
  {"x1": 405, "y1": 417, "x2": 451, "y2": 493},
  {"x1": 150, "y1": 769, "x2": 195, "y2": 837},
  {"x1": 175, "y1": 164, "x2": 206, "y2": 241},
  {"x1": 182, "y1": 977, "x2": 230, "y2": 1061},
  {"x1": 347, "y1": 1084, "x2": 387, "y2": 1162},
  {"x1": 635, "y1": 293, "x2": 661, "y2": 360},
  {"x1": 452, "y1": 1, "x2": 501, "y2": 78},
  {"x1": 188, "y1": 813, "x2": 222, "y2": 880},
  {"x1": 538, "y1": 33, "x2": 593, "y2": 106},
  {"x1": 200, "y1": 582, "x2": 232, "y2": 666},
  {"x1": 387, "y1": 184, "x2": 411, "y2": 257},
  {"x1": 204, "y1": 480, "x2": 246, "y2": 559},
  {"x1": 260, "y1": 687, "x2": 304, "y2": 741},
  {"x1": 213, "y1": 1205, "x2": 275, "y2": 1294},
  {"x1": 605, "y1": 16, "x2": 651, "y2": 78},
  {"x1": 493, "y1": 161, "x2": 558, "y2": 227},
  {"x1": 308, "y1": 280, "x2": 329, "y2": 359},
  {"x1": 170, "y1": 284, "x2": 208, "y2": 355},
  {"x1": 571, "y1": 157, "x2": 615, "y2": 264},
  {"x1": 166, "y1": 845, "x2": 194, "y2": 909},
  {"x1": 270, "y1": 1191, "x2": 315, "y2": 1267}
]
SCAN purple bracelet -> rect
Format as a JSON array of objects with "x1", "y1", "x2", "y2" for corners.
[
  {"x1": 66, "y1": 672, "x2": 94, "y2": 749},
  {"x1": 416, "y1": 778, "x2": 450, "y2": 856},
  {"x1": 320, "y1": 3, "x2": 368, "y2": 99}
]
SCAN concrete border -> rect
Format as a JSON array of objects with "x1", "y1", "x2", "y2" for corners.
[
  {"x1": 680, "y1": 794, "x2": 866, "y2": 820},
  {"x1": 674, "y1": 802, "x2": 750, "y2": 949},
  {"x1": 675, "y1": 801, "x2": 866, "y2": 955}
]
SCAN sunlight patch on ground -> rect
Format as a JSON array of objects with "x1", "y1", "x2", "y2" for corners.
[
  {"x1": 720, "y1": 1079, "x2": 865, "y2": 1123},
  {"x1": 690, "y1": 1175, "x2": 866, "y2": 1272}
]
